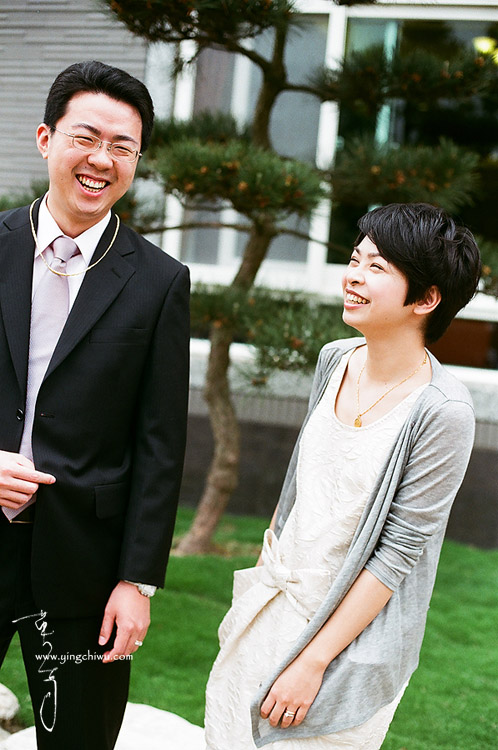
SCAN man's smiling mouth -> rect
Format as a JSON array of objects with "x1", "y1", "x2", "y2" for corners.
[{"x1": 77, "y1": 175, "x2": 109, "y2": 192}]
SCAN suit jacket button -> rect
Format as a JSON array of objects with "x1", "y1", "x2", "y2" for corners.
[{"x1": 16, "y1": 409, "x2": 24, "y2": 420}]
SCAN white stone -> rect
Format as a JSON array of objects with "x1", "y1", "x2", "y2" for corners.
[
  {"x1": 0, "y1": 685, "x2": 19, "y2": 722},
  {"x1": 0, "y1": 703, "x2": 204, "y2": 749}
]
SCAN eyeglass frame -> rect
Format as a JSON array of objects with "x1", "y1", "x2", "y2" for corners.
[{"x1": 51, "y1": 127, "x2": 142, "y2": 163}]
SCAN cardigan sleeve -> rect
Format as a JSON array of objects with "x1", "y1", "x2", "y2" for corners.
[{"x1": 365, "y1": 397, "x2": 475, "y2": 591}]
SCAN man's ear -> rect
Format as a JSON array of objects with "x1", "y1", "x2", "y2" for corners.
[
  {"x1": 414, "y1": 285, "x2": 441, "y2": 317},
  {"x1": 36, "y1": 123, "x2": 51, "y2": 160}
]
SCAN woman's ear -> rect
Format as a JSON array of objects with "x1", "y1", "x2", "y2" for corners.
[{"x1": 413, "y1": 285, "x2": 441, "y2": 317}]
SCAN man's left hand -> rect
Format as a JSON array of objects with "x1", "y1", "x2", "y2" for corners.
[{"x1": 98, "y1": 581, "x2": 151, "y2": 663}]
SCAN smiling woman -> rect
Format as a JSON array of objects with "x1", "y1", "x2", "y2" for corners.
[{"x1": 204, "y1": 202, "x2": 482, "y2": 750}]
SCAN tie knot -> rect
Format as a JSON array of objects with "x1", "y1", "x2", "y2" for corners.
[{"x1": 51, "y1": 236, "x2": 79, "y2": 264}]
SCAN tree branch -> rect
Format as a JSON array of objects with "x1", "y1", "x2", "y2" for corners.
[
  {"x1": 137, "y1": 220, "x2": 349, "y2": 257},
  {"x1": 275, "y1": 226, "x2": 349, "y2": 257},
  {"x1": 223, "y1": 38, "x2": 273, "y2": 75},
  {"x1": 139, "y1": 220, "x2": 251, "y2": 234},
  {"x1": 283, "y1": 81, "x2": 328, "y2": 98}
]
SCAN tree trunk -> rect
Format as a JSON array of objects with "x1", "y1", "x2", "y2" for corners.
[
  {"x1": 176, "y1": 223, "x2": 275, "y2": 555},
  {"x1": 176, "y1": 24, "x2": 288, "y2": 555},
  {"x1": 252, "y1": 23, "x2": 287, "y2": 149},
  {"x1": 175, "y1": 322, "x2": 239, "y2": 555}
]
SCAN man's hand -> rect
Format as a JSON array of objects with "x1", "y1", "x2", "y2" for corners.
[
  {"x1": 99, "y1": 581, "x2": 151, "y2": 664},
  {"x1": 0, "y1": 450, "x2": 55, "y2": 509}
]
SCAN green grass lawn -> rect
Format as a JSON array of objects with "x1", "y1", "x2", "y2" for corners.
[{"x1": 2, "y1": 508, "x2": 497, "y2": 748}]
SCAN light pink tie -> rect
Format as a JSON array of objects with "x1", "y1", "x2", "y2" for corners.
[{"x1": 3, "y1": 236, "x2": 79, "y2": 520}]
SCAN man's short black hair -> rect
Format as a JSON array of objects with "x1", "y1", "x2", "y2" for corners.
[
  {"x1": 356, "y1": 203, "x2": 482, "y2": 343},
  {"x1": 43, "y1": 61, "x2": 154, "y2": 152}
]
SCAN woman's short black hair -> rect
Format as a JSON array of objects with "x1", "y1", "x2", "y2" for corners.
[
  {"x1": 356, "y1": 203, "x2": 482, "y2": 343},
  {"x1": 43, "y1": 60, "x2": 154, "y2": 152}
]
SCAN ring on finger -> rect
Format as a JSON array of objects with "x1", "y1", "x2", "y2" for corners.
[
  {"x1": 283, "y1": 710, "x2": 295, "y2": 719},
  {"x1": 134, "y1": 640, "x2": 143, "y2": 647}
]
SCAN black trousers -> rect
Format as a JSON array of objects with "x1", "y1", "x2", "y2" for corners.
[{"x1": 0, "y1": 513, "x2": 130, "y2": 750}]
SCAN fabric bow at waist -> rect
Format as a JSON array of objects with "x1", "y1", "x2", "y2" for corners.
[
  {"x1": 257, "y1": 529, "x2": 332, "y2": 620},
  {"x1": 217, "y1": 528, "x2": 332, "y2": 652}
]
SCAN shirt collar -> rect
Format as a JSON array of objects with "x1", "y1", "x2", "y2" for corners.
[{"x1": 36, "y1": 194, "x2": 112, "y2": 265}]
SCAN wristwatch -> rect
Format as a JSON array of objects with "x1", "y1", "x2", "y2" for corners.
[{"x1": 124, "y1": 580, "x2": 157, "y2": 598}]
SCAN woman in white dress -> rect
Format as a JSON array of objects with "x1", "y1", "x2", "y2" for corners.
[{"x1": 204, "y1": 203, "x2": 481, "y2": 750}]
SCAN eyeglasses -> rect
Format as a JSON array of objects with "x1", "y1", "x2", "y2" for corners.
[{"x1": 53, "y1": 128, "x2": 141, "y2": 163}]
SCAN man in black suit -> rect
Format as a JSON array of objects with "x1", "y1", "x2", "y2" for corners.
[{"x1": 0, "y1": 61, "x2": 190, "y2": 748}]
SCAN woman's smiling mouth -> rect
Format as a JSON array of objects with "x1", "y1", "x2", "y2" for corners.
[{"x1": 345, "y1": 291, "x2": 369, "y2": 305}]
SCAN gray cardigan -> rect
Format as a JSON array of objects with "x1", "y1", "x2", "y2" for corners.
[{"x1": 251, "y1": 338, "x2": 475, "y2": 746}]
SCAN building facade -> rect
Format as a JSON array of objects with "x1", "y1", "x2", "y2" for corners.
[{"x1": 0, "y1": 0, "x2": 150, "y2": 194}]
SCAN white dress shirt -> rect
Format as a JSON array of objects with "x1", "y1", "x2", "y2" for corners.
[{"x1": 33, "y1": 194, "x2": 111, "y2": 307}]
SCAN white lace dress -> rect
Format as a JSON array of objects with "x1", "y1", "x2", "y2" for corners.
[{"x1": 205, "y1": 352, "x2": 426, "y2": 750}]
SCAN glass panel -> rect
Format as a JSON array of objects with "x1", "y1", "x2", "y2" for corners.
[
  {"x1": 238, "y1": 15, "x2": 328, "y2": 262},
  {"x1": 185, "y1": 15, "x2": 328, "y2": 266},
  {"x1": 248, "y1": 15, "x2": 329, "y2": 163},
  {"x1": 180, "y1": 48, "x2": 237, "y2": 263},
  {"x1": 193, "y1": 47, "x2": 235, "y2": 114},
  {"x1": 180, "y1": 208, "x2": 222, "y2": 265},
  {"x1": 234, "y1": 212, "x2": 311, "y2": 262},
  {"x1": 329, "y1": 18, "x2": 498, "y2": 261},
  {"x1": 346, "y1": 18, "x2": 390, "y2": 54}
]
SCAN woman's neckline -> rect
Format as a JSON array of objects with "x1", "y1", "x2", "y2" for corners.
[{"x1": 331, "y1": 347, "x2": 429, "y2": 430}]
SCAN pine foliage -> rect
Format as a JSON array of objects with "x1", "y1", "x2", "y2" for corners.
[
  {"x1": 314, "y1": 46, "x2": 497, "y2": 113},
  {"x1": 149, "y1": 112, "x2": 251, "y2": 150},
  {"x1": 150, "y1": 137, "x2": 325, "y2": 221},
  {"x1": 103, "y1": 0, "x2": 296, "y2": 46},
  {"x1": 190, "y1": 284, "x2": 352, "y2": 383},
  {"x1": 331, "y1": 137, "x2": 480, "y2": 213},
  {"x1": 103, "y1": 0, "x2": 376, "y2": 48}
]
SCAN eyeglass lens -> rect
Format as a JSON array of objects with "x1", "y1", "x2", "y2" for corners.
[{"x1": 72, "y1": 135, "x2": 137, "y2": 162}]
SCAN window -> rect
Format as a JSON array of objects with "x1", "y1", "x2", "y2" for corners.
[
  {"x1": 328, "y1": 16, "x2": 498, "y2": 261},
  {"x1": 179, "y1": 15, "x2": 329, "y2": 266}
]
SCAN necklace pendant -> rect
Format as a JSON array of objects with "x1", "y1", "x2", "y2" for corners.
[{"x1": 354, "y1": 416, "x2": 362, "y2": 428}]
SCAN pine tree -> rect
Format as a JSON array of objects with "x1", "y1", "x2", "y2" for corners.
[{"x1": 102, "y1": 0, "x2": 496, "y2": 553}]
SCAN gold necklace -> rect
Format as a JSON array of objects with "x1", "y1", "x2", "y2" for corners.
[
  {"x1": 29, "y1": 199, "x2": 120, "y2": 278},
  {"x1": 354, "y1": 351, "x2": 428, "y2": 428}
]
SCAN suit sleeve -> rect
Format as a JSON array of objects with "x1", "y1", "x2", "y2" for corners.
[{"x1": 118, "y1": 263, "x2": 190, "y2": 586}]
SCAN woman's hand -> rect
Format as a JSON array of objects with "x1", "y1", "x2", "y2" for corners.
[
  {"x1": 260, "y1": 655, "x2": 325, "y2": 729},
  {"x1": 260, "y1": 570, "x2": 393, "y2": 731}
]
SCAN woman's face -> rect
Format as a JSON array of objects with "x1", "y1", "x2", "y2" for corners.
[{"x1": 342, "y1": 235, "x2": 417, "y2": 336}]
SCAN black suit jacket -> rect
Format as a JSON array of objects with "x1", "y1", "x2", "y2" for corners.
[{"x1": 0, "y1": 200, "x2": 190, "y2": 618}]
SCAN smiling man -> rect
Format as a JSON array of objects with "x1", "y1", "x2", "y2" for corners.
[{"x1": 0, "y1": 61, "x2": 190, "y2": 749}]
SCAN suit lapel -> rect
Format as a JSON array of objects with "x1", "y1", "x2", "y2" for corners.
[
  {"x1": 0, "y1": 205, "x2": 35, "y2": 394},
  {"x1": 0, "y1": 202, "x2": 137, "y2": 386},
  {"x1": 45, "y1": 218, "x2": 136, "y2": 378}
]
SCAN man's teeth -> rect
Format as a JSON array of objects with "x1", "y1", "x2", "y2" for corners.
[
  {"x1": 346, "y1": 293, "x2": 368, "y2": 304},
  {"x1": 77, "y1": 175, "x2": 107, "y2": 191}
]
